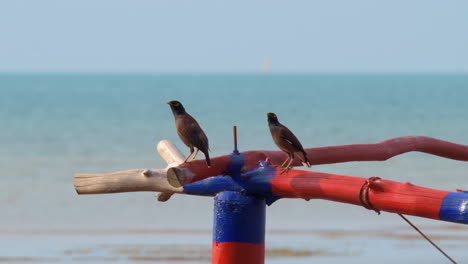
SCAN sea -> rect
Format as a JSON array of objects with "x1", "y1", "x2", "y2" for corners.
[{"x1": 1, "y1": 73, "x2": 468, "y2": 263}]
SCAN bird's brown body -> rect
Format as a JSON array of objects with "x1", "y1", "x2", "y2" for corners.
[
  {"x1": 267, "y1": 112, "x2": 311, "y2": 172},
  {"x1": 175, "y1": 114, "x2": 209, "y2": 154},
  {"x1": 167, "y1": 101, "x2": 211, "y2": 167}
]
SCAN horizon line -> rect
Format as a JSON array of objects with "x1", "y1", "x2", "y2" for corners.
[{"x1": 0, "y1": 71, "x2": 467, "y2": 75}]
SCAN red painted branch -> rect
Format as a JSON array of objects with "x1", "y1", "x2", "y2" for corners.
[
  {"x1": 269, "y1": 169, "x2": 449, "y2": 219},
  {"x1": 304, "y1": 136, "x2": 468, "y2": 165},
  {"x1": 181, "y1": 164, "x2": 468, "y2": 224},
  {"x1": 171, "y1": 136, "x2": 468, "y2": 185}
]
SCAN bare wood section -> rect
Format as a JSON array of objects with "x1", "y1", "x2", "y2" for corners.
[
  {"x1": 157, "y1": 140, "x2": 184, "y2": 167},
  {"x1": 74, "y1": 169, "x2": 183, "y2": 194},
  {"x1": 155, "y1": 140, "x2": 185, "y2": 200},
  {"x1": 74, "y1": 140, "x2": 185, "y2": 197}
]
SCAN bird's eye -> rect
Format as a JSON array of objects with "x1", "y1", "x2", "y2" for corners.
[{"x1": 174, "y1": 102, "x2": 180, "y2": 106}]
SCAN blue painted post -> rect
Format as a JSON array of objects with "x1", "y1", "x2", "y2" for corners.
[{"x1": 212, "y1": 191, "x2": 266, "y2": 264}]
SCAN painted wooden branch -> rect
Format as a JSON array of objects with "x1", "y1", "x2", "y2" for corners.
[
  {"x1": 180, "y1": 161, "x2": 468, "y2": 225},
  {"x1": 73, "y1": 137, "x2": 468, "y2": 224},
  {"x1": 73, "y1": 140, "x2": 184, "y2": 200},
  {"x1": 168, "y1": 136, "x2": 468, "y2": 185}
]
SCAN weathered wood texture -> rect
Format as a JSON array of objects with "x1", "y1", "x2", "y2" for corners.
[{"x1": 73, "y1": 140, "x2": 184, "y2": 200}]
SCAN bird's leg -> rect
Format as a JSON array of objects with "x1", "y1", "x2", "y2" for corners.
[
  {"x1": 286, "y1": 153, "x2": 294, "y2": 169},
  {"x1": 280, "y1": 154, "x2": 290, "y2": 168},
  {"x1": 182, "y1": 147, "x2": 195, "y2": 163},
  {"x1": 190, "y1": 148, "x2": 200, "y2": 161},
  {"x1": 281, "y1": 153, "x2": 293, "y2": 174}
]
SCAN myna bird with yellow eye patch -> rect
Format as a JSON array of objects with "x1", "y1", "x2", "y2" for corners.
[
  {"x1": 166, "y1": 100, "x2": 211, "y2": 167},
  {"x1": 267, "y1": 112, "x2": 311, "y2": 173}
]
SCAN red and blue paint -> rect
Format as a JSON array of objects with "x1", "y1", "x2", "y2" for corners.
[
  {"x1": 182, "y1": 152, "x2": 468, "y2": 225},
  {"x1": 212, "y1": 191, "x2": 265, "y2": 264}
]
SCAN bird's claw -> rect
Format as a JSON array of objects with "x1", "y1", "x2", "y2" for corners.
[{"x1": 280, "y1": 167, "x2": 291, "y2": 174}]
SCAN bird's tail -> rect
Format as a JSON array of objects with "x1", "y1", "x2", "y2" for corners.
[
  {"x1": 203, "y1": 151, "x2": 211, "y2": 168},
  {"x1": 298, "y1": 151, "x2": 312, "y2": 168}
]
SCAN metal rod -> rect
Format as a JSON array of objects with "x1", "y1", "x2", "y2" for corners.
[
  {"x1": 398, "y1": 214, "x2": 457, "y2": 264},
  {"x1": 233, "y1": 125, "x2": 239, "y2": 155}
]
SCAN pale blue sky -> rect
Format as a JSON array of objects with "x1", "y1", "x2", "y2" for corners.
[{"x1": 0, "y1": 0, "x2": 467, "y2": 72}]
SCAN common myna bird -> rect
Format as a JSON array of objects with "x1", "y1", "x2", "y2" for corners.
[
  {"x1": 267, "y1": 112, "x2": 311, "y2": 173},
  {"x1": 167, "y1": 100, "x2": 211, "y2": 167}
]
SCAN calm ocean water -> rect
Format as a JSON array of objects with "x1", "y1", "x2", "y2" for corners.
[{"x1": 1, "y1": 73, "x2": 468, "y2": 263}]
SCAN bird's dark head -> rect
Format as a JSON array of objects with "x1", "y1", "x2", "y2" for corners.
[
  {"x1": 267, "y1": 112, "x2": 279, "y2": 124},
  {"x1": 166, "y1": 100, "x2": 186, "y2": 116}
]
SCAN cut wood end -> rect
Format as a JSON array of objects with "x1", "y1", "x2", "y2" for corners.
[
  {"x1": 73, "y1": 173, "x2": 89, "y2": 194},
  {"x1": 167, "y1": 167, "x2": 183, "y2": 187}
]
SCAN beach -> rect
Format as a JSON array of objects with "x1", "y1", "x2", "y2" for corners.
[{"x1": 1, "y1": 73, "x2": 468, "y2": 263}]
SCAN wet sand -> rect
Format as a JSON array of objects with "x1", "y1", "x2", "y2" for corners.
[{"x1": 1, "y1": 225, "x2": 467, "y2": 264}]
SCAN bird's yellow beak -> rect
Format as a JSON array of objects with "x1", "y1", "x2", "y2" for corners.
[{"x1": 166, "y1": 101, "x2": 171, "y2": 105}]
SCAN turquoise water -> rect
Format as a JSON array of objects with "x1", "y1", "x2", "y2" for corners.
[{"x1": 1, "y1": 73, "x2": 468, "y2": 263}]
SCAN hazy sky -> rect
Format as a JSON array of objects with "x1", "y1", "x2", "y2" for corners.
[{"x1": 1, "y1": 1, "x2": 467, "y2": 72}]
